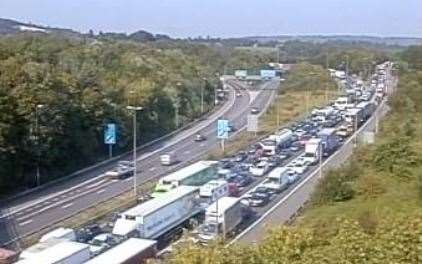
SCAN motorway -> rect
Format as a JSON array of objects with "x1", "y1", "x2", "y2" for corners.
[{"x1": 0, "y1": 79, "x2": 278, "y2": 246}]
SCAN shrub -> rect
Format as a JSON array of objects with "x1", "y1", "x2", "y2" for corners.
[{"x1": 311, "y1": 170, "x2": 355, "y2": 206}]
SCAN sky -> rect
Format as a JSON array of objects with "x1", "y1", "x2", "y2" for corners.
[{"x1": 1, "y1": 0, "x2": 421, "y2": 38}]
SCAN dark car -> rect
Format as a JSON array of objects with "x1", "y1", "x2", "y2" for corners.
[
  {"x1": 248, "y1": 192, "x2": 271, "y2": 207},
  {"x1": 76, "y1": 224, "x2": 103, "y2": 243},
  {"x1": 194, "y1": 134, "x2": 206, "y2": 142},
  {"x1": 234, "y1": 175, "x2": 253, "y2": 188},
  {"x1": 233, "y1": 151, "x2": 247, "y2": 162}
]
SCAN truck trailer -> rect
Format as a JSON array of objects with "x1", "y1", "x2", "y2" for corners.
[
  {"x1": 317, "y1": 128, "x2": 340, "y2": 157},
  {"x1": 197, "y1": 197, "x2": 245, "y2": 244},
  {"x1": 85, "y1": 238, "x2": 157, "y2": 264},
  {"x1": 303, "y1": 138, "x2": 322, "y2": 165},
  {"x1": 112, "y1": 186, "x2": 201, "y2": 240}
]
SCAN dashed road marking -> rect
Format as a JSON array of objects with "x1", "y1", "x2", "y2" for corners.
[
  {"x1": 96, "y1": 189, "x2": 106, "y2": 194},
  {"x1": 19, "y1": 219, "x2": 33, "y2": 226},
  {"x1": 61, "y1": 203, "x2": 73, "y2": 209}
]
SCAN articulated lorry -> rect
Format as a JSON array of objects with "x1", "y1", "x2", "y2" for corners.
[
  {"x1": 317, "y1": 128, "x2": 340, "y2": 157},
  {"x1": 197, "y1": 197, "x2": 246, "y2": 244},
  {"x1": 112, "y1": 186, "x2": 201, "y2": 241}
]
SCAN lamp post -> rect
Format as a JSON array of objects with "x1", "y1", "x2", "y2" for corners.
[
  {"x1": 126, "y1": 105, "x2": 143, "y2": 197},
  {"x1": 175, "y1": 82, "x2": 182, "y2": 128},
  {"x1": 35, "y1": 104, "x2": 45, "y2": 186},
  {"x1": 214, "y1": 72, "x2": 220, "y2": 106},
  {"x1": 201, "y1": 77, "x2": 207, "y2": 113}
]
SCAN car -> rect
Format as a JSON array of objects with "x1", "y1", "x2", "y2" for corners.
[
  {"x1": 234, "y1": 175, "x2": 254, "y2": 188},
  {"x1": 248, "y1": 192, "x2": 271, "y2": 207},
  {"x1": 236, "y1": 92, "x2": 242, "y2": 97},
  {"x1": 227, "y1": 124, "x2": 236, "y2": 132},
  {"x1": 249, "y1": 161, "x2": 270, "y2": 177},
  {"x1": 250, "y1": 107, "x2": 260, "y2": 114},
  {"x1": 117, "y1": 160, "x2": 134, "y2": 168},
  {"x1": 105, "y1": 166, "x2": 133, "y2": 179},
  {"x1": 233, "y1": 151, "x2": 247, "y2": 162},
  {"x1": 194, "y1": 134, "x2": 206, "y2": 142}
]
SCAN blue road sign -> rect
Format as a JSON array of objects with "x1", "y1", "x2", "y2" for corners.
[
  {"x1": 217, "y1": 119, "x2": 229, "y2": 139},
  {"x1": 104, "y1": 123, "x2": 116, "y2": 144}
]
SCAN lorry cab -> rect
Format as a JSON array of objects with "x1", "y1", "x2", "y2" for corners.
[
  {"x1": 199, "y1": 180, "x2": 229, "y2": 203},
  {"x1": 262, "y1": 167, "x2": 291, "y2": 192}
]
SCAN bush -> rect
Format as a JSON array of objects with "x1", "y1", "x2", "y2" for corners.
[{"x1": 311, "y1": 170, "x2": 355, "y2": 206}]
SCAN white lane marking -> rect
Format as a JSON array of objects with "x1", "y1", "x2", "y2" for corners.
[
  {"x1": 96, "y1": 189, "x2": 106, "y2": 194},
  {"x1": 53, "y1": 198, "x2": 59, "y2": 202},
  {"x1": 200, "y1": 143, "x2": 206, "y2": 147},
  {"x1": 61, "y1": 203, "x2": 73, "y2": 209},
  {"x1": 149, "y1": 167, "x2": 156, "y2": 171},
  {"x1": 19, "y1": 219, "x2": 33, "y2": 226},
  {"x1": 85, "y1": 179, "x2": 108, "y2": 189},
  {"x1": 2, "y1": 84, "x2": 237, "y2": 218},
  {"x1": 184, "y1": 150, "x2": 191, "y2": 154}
]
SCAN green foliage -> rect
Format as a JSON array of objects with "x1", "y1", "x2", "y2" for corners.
[
  {"x1": 170, "y1": 215, "x2": 422, "y2": 264},
  {"x1": 371, "y1": 137, "x2": 419, "y2": 179},
  {"x1": 400, "y1": 45, "x2": 422, "y2": 70},
  {"x1": 311, "y1": 169, "x2": 355, "y2": 205},
  {"x1": 0, "y1": 35, "x2": 266, "y2": 194}
]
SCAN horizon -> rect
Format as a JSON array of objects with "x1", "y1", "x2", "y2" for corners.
[
  {"x1": 1, "y1": 0, "x2": 421, "y2": 38},
  {"x1": 1, "y1": 16, "x2": 421, "y2": 40}
]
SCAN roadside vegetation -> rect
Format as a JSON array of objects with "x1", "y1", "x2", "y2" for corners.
[
  {"x1": 0, "y1": 35, "x2": 272, "y2": 195},
  {"x1": 170, "y1": 46, "x2": 422, "y2": 263}
]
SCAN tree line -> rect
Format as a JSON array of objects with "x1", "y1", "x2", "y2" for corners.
[{"x1": 0, "y1": 34, "x2": 272, "y2": 194}]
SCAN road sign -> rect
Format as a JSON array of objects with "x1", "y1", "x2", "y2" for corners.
[
  {"x1": 247, "y1": 115, "x2": 259, "y2": 132},
  {"x1": 234, "y1": 70, "x2": 248, "y2": 79},
  {"x1": 217, "y1": 119, "x2": 229, "y2": 139},
  {"x1": 104, "y1": 123, "x2": 116, "y2": 144},
  {"x1": 260, "y1": 70, "x2": 276, "y2": 79}
]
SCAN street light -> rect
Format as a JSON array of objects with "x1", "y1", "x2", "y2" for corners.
[
  {"x1": 214, "y1": 72, "x2": 220, "y2": 106},
  {"x1": 201, "y1": 77, "x2": 207, "y2": 113},
  {"x1": 175, "y1": 82, "x2": 182, "y2": 128},
  {"x1": 35, "y1": 104, "x2": 44, "y2": 186},
  {"x1": 127, "y1": 105, "x2": 143, "y2": 197}
]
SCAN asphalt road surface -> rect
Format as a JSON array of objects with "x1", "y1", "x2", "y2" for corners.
[{"x1": 0, "y1": 79, "x2": 278, "y2": 246}]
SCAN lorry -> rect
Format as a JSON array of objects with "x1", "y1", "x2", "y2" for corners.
[
  {"x1": 17, "y1": 241, "x2": 90, "y2": 264},
  {"x1": 258, "y1": 140, "x2": 277, "y2": 156},
  {"x1": 317, "y1": 128, "x2": 340, "y2": 157},
  {"x1": 199, "y1": 179, "x2": 230, "y2": 203},
  {"x1": 197, "y1": 197, "x2": 245, "y2": 244},
  {"x1": 268, "y1": 129, "x2": 293, "y2": 148},
  {"x1": 85, "y1": 238, "x2": 157, "y2": 264},
  {"x1": 345, "y1": 108, "x2": 364, "y2": 126},
  {"x1": 356, "y1": 101, "x2": 376, "y2": 121},
  {"x1": 152, "y1": 161, "x2": 217, "y2": 197},
  {"x1": 112, "y1": 186, "x2": 201, "y2": 240},
  {"x1": 303, "y1": 138, "x2": 322, "y2": 165},
  {"x1": 261, "y1": 167, "x2": 291, "y2": 192}
]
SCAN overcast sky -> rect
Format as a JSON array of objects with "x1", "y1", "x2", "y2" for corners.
[{"x1": 1, "y1": 0, "x2": 421, "y2": 38}]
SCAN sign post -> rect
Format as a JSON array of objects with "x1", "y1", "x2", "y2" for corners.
[
  {"x1": 247, "y1": 114, "x2": 259, "y2": 136},
  {"x1": 217, "y1": 119, "x2": 229, "y2": 152},
  {"x1": 104, "y1": 123, "x2": 116, "y2": 158}
]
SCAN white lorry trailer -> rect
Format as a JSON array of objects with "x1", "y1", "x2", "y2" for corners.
[
  {"x1": 261, "y1": 167, "x2": 291, "y2": 192},
  {"x1": 199, "y1": 179, "x2": 229, "y2": 203},
  {"x1": 112, "y1": 186, "x2": 201, "y2": 240},
  {"x1": 197, "y1": 197, "x2": 244, "y2": 244},
  {"x1": 303, "y1": 138, "x2": 322, "y2": 165},
  {"x1": 268, "y1": 129, "x2": 293, "y2": 148}
]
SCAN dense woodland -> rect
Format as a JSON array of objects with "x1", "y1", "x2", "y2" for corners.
[
  {"x1": 0, "y1": 35, "x2": 273, "y2": 194},
  {"x1": 170, "y1": 46, "x2": 422, "y2": 263}
]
